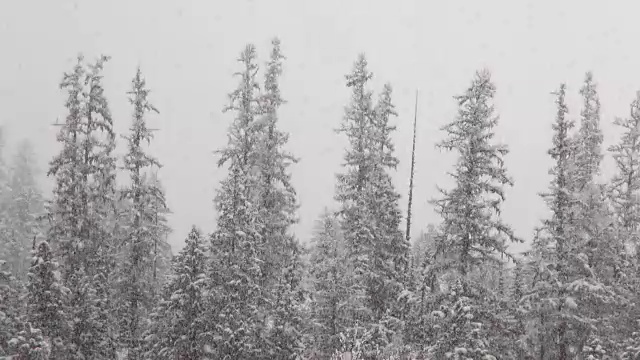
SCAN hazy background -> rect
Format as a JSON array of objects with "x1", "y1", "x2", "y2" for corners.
[{"x1": 1, "y1": 0, "x2": 637, "y2": 253}]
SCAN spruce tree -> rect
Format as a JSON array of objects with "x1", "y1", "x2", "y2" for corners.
[
  {"x1": 0, "y1": 128, "x2": 20, "y2": 277},
  {"x1": 145, "y1": 227, "x2": 208, "y2": 359},
  {"x1": 336, "y1": 54, "x2": 382, "y2": 351},
  {"x1": 47, "y1": 55, "x2": 117, "y2": 359},
  {"x1": 7, "y1": 140, "x2": 45, "y2": 282},
  {"x1": 308, "y1": 209, "x2": 347, "y2": 356},
  {"x1": 207, "y1": 43, "x2": 265, "y2": 359},
  {"x1": 142, "y1": 170, "x2": 173, "y2": 301},
  {"x1": 0, "y1": 259, "x2": 22, "y2": 356},
  {"x1": 118, "y1": 67, "x2": 164, "y2": 358},
  {"x1": 255, "y1": 38, "x2": 305, "y2": 358},
  {"x1": 608, "y1": 90, "x2": 640, "y2": 356},
  {"x1": 10, "y1": 322, "x2": 50, "y2": 360},
  {"x1": 609, "y1": 90, "x2": 640, "y2": 255},
  {"x1": 524, "y1": 83, "x2": 614, "y2": 360},
  {"x1": 433, "y1": 69, "x2": 518, "y2": 277},
  {"x1": 25, "y1": 239, "x2": 67, "y2": 358},
  {"x1": 431, "y1": 69, "x2": 518, "y2": 357}
]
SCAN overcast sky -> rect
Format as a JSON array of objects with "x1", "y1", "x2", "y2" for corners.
[{"x1": 1, "y1": 0, "x2": 638, "y2": 253}]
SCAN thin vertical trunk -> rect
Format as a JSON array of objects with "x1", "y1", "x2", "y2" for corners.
[{"x1": 405, "y1": 90, "x2": 418, "y2": 243}]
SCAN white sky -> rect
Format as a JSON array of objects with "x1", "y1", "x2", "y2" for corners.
[{"x1": 1, "y1": 0, "x2": 637, "y2": 254}]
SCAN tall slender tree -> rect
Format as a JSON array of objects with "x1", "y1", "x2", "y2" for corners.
[
  {"x1": 334, "y1": 54, "x2": 378, "y2": 351},
  {"x1": 145, "y1": 227, "x2": 208, "y2": 359},
  {"x1": 308, "y1": 208, "x2": 347, "y2": 356},
  {"x1": 432, "y1": 69, "x2": 518, "y2": 277},
  {"x1": 25, "y1": 239, "x2": 67, "y2": 358},
  {"x1": 609, "y1": 90, "x2": 640, "y2": 254},
  {"x1": 256, "y1": 38, "x2": 305, "y2": 358},
  {"x1": 405, "y1": 90, "x2": 418, "y2": 245},
  {"x1": 118, "y1": 67, "x2": 163, "y2": 359},
  {"x1": 7, "y1": 140, "x2": 45, "y2": 282},
  {"x1": 430, "y1": 69, "x2": 519, "y2": 357},
  {"x1": 0, "y1": 128, "x2": 18, "y2": 277},
  {"x1": 207, "y1": 43, "x2": 265, "y2": 359},
  {"x1": 47, "y1": 54, "x2": 118, "y2": 359}
]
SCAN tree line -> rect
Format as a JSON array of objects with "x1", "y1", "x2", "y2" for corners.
[{"x1": 1, "y1": 37, "x2": 640, "y2": 359}]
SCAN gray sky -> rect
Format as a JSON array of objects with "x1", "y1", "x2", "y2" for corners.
[{"x1": 1, "y1": 0, "x2": 637, "y2": 253}]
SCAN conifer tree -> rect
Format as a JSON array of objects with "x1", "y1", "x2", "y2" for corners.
[
  {"x1": 428, "y1": 280, "x2": 495, "y2": 360},
  {"x1": 609, "y1": 90, "x2": 640, "y2": 254},
  {"x1": 255, "y1": 38, "x2": 305, "y2": 358},
  {"x1": 432, "y1": 69, "x2": 518, "y2": 278},
  {"x1": 47, "y1": 55, "x2": 117, "y2": 359},
  {"x1": 0, "y1": 259, "x2": 22, "y2": 356},
  {"x1": 524, "y1": 83, "x2": 614, "y2": 360},
  {"x1": 308, "y1": 209, "x2": 347, "y2": 356},
  {"x1": 207, "y1": 43, "x2": 265, "y2": 359},
  {"x1": 118, "y1": 67, "x2": 163, "y2": 358},
  {"x1": 10, "y1": 322, "x2": 50, "y2": 360},
  {"x1": 0, "y1": 128, "x2": 21, "y2": 277},
  {"x1": 146, "y1": 171, "x2": 172, "y2": 298},
  {"x1": 573, "y1": 72, "x2": 603, "y2": 191},
  {"x1": 431, "y1": 69, "x2": 518, "y2": 357},
  {"x1": 25, "y1": 239, "x2": 67, "y2": 358},
  {"x1": 145, "y1": 227, "x2": 208, "y2": 359},
  {"x1": 335, "y1": 54, "x2": 409, "y2": 354},
  {"x1": 7, "y1": 140, "x2": 45, "y2": 281},
  {"x1": 524, "y1": 83, "x2": 576, "y2": 360}
]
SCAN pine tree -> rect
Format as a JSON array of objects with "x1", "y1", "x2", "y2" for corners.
[
  {"x1": 524, "y1": 83, "x2": 614, "y2": 360},
  {"x1": 145, "y1": 227, "x2": 208, "y2": 359},
  {"x1": 118, "y1": 67, "x2": 164, "y2": 359},
  {"x1": 609, "y1": 91, "x2": 640, "y2": 359},
  {"x1": 366, "y1": 83, "x2": 408, "y2": 352},
  {"x1": 523, "y1": 83, "x2": 576, "y2": 360},
  {"x1": 10, "y1": 322, "x2": 50, "y2": 360},
  {"x1": 573, "y1": 72, "x2": 603, "y2": 191},
  {"x1": 7, "y1": 140, "x2": 45, "y2": 282},
  {"x1": 0, "y1": 127, "x2": 20, "y2": 277},
  {"x1": 308, "y1": 209, "x2": 348, "y2": 356},
  {"x1": 146, "y1": 170, "x2": 173, "y2": 298},
  {"x1": 255, "y1": 38, "x2": 305, "y2": 358},
  {"x1": 47, "y1": 55, "x2": 118, "y2": 359},
  {"x1": 430, "y1": 69, "x2": 518, "y2": 357},
  {"x1": 0, "y1": 259, "x2": 22, "y2": 356},
  {"x1": 428, "y1": 279, "x2": 495, "y2": 360},
  {"x1": 25, "y1": 239, "x2": 67, "y2": 358},
  {"x1": 609, "y1": 90, "x2": 640, "y2": 255},
  {"x1": 335, "y1": 54, "x2": 400, "y2": 352},
  {"x1": 432, "y1": 69, "x2": 518, "y2": 278},
  {"x1": 207, "y1": 43, "x2": 265, "y2": 359}
]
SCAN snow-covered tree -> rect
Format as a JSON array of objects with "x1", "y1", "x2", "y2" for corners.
[
  {"x1": 432, "y1": 69, "x2": 519, "y2": 278},
  {"x1": 609, "y1": 90, "x2": 640, "y2": 255},
  {"x1": 254, "y1": 38, "x2": 305, "y2": 358},
  {"x1": 0, "y1": 259, "x2": 22, "y2": 356},
  {"x1": 333, "y1": 55, "x2": 408, "y2": 355},
  {"x1": 573, "y1": 72, "x2": 603, "y2": 191},
  {"x1": 430, "y1": 69, "x2": 519, "y2": 356},
  {"x1": 117, "y1": 67, "x2": 164, "y2": 359},
  {"x1": 144, "y1": 226, "x2": 207, "y2": 359},
  {"x1": 524, "y1": 83, "x2": 615, "y2": 360},
  {"x1": 308, "y1": 209, "x2": 348, "y2": 356},
  {"x1": 428, "y1": 280, "x2": 496, "y2": 360},
  {"x1": 334, "y1": 54, "x2": 377, "y2": 349},
  {"x1": 206, "y1": 43, "x2": 265, "y2": 359},
  {"x1": 0, "y1": 128, "x2": 19, "y2": 277},
  {"x1": 47, "y1": 54, "x2": 118, "y2": 359},
  {"x1": 146, "y1": 170, "x2": 172, "y2": 297},
  {"x1": 10, "y1": 322, "x2": 50, "y2": 360},
  {"x1": 6, "y1": 140, "x2": 45, "y2": 282},
  {"x1": 25, "y1": 240, "x2": 67, "y2": 358}
]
